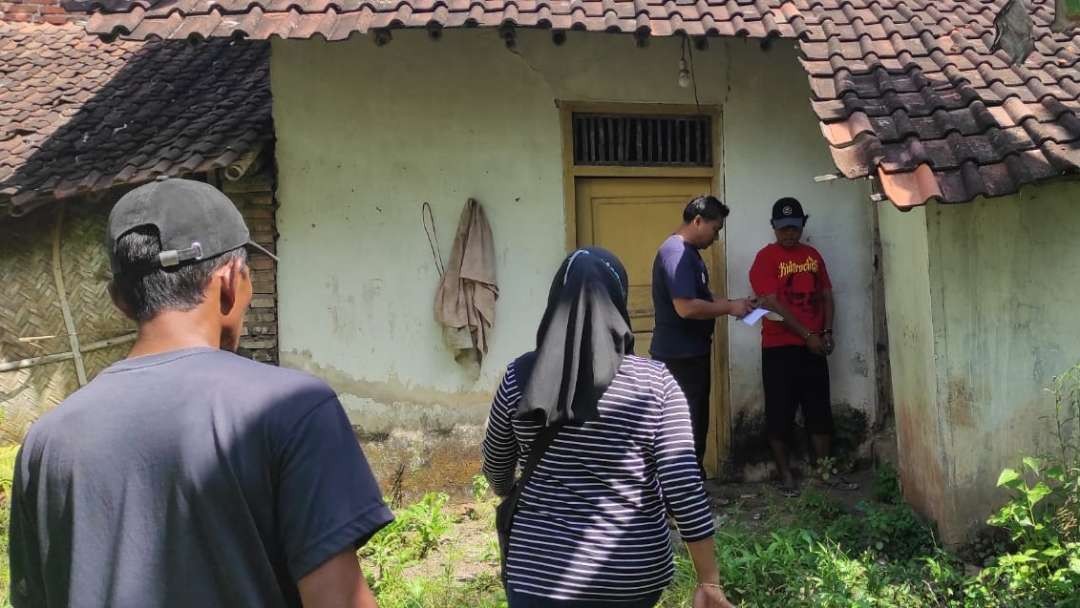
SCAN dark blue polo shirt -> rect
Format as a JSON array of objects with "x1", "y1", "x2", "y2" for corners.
[{"x1": 651, "y1": 235, "x2": 714, "y2": 359}]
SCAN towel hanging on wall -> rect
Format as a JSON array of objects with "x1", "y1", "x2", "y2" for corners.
[{"x1": 434, "y1": 198, "x2": 498, "y2": 369}]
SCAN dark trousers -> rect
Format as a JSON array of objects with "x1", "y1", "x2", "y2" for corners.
[
  {"x1": 762, "y1": 345, "x2": 833, "y2": 439},
  {"x1": 654, "y1": 354, "x2": 711, "y2": 474},
  {"x1": 508, "y1": 589, "x2": 662, "y2": 608}
]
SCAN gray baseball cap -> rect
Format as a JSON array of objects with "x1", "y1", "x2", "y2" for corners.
[{"x1": 107, "y1": 177, "x2": 277, "y2": 273}]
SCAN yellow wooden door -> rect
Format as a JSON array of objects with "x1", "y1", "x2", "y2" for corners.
[
  {"x1": 575, "y1": 177, "x2": 712, "y2": 355},
  {"x1": 575, "y1": 177, "x2": 728, "y2": 475}
]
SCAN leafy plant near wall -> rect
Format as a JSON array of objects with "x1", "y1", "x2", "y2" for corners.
[
  {"x1": 360, "y1": 492, "x2": 454, "y2": 590},
  {"x1": 1051, "y1": 364, "x2": 1080, "y2": 548},
  {"x1": 969, "y1": 364, "x2": 1080, "y2": 606},
  {"x1": 871, "y1": 463, "x2": 903, "y2": 505}
]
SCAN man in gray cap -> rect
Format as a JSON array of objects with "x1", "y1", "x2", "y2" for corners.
[{"x1": 8, "y1": 178, "x2": 392, "y2": 608}]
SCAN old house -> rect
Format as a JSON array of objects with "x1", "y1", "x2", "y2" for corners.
[
  {"x1": 46, "y1": 0, "x2": 1080, "y2": 543},
  {"x1": 799, "y1": 1, "x2": 1080, "y2": 543},
  {"x1": 0, "y1": 0, "x2": 276, "y2": 441},
  {"x1": 74, "y1": 0, "x2": 885, "y2": 487}
]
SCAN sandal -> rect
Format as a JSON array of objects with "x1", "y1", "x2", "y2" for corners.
[
  {"x1": 773, "y1": 481, "x2": 801, "y2": 498},
  {"x1": 818, "y1": 476, "x2": 859, "y2": 491}
]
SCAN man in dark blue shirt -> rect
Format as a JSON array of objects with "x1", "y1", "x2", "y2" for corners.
[
  {"x1": 9, "y1": 179, "x2": 392, "y2": 608},
  {"x1": 652, "y1": 195, "x2": 752, "y2": 475}
]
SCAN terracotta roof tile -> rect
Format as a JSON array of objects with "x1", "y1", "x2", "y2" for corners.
[
  {"x1": 70, "y1": 0, "x2": 795, "y2": 40},
  {"x1": 805, "y1": 0, "x2": 1080, "y2": 205},
  {"x1": 0, "y1": 22, "x2": 271, "y2": 215},
  {"x1": 69, "y1": 0, "x2": 1080, "y2": 207}
]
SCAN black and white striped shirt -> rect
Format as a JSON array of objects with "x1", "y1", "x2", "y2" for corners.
[{"x1": 482, "y1": 355, "x2": 715, "y2": 601}]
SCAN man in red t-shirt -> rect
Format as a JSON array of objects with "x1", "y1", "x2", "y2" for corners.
[{"x1": 749, "y1": 197, "x2": 850, "y2": 496}]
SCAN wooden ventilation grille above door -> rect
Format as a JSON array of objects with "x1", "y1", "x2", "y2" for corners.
[{"x1": 572, "y1": 113, "x2": 712, "y2": 167}]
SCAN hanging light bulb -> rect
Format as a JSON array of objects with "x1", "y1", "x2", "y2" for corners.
[{"x1": 677, "y1": 58, "x2": 691, "y2": 88}]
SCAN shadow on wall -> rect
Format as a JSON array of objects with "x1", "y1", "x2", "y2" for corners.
[{"x1": 1, "y1": 34, "x2": 270, "y2": 216}]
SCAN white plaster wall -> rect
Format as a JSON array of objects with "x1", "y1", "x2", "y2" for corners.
[
  {"x1": 878, "y1": 182, "x2": 1080, "y2": 544},
  {"x1": 722, "y1": 43, "x2": 877, "y2": 426},
  {"x1": 271, "y1": 31, "x2": 877, "y2": 436},
  {"x1": 877, "y1": 204, "x2": 949, "y2": 529},
  {"x1": 926, "y1": 184, "x2": 1080, "y2": 540}
]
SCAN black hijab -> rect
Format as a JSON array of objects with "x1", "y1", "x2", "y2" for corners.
[{"x1": 515, "y1": 247, "x2": 635, "y2": 426}]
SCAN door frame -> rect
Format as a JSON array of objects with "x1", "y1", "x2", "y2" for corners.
[{"x1": 558, "y1": 100, "x2": 732, "y2": 477}]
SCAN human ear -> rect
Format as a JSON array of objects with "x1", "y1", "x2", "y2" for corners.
[{"x1": 218, "y1": 260, "x2": 242, "y2": 317}]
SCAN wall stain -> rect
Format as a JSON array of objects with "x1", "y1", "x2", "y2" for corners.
[
  {"x1": 363, "y1": 429, "x2": 486, "y2": 504},
  {"x1": 850, "y1": 352, "x2": 870, "y2": 378},
  {"x1": 895, "y1": 400, "x2": 948, "y2": 535},
  {"x1": 728, "y1": 403, "x2": 869, "y2": 481},
  {"x1": 283, "y1": 350, "x2": 494, "y2": 502},
  {"x1": 1032, "y1": 345, "x2": 1063, "y2": 384},
  {"x1": 281, "y1": 349, "x2": 493, "y2": 421},
  {"x1": 946, "y1": 375, "x2": 976, "y2": 427}
]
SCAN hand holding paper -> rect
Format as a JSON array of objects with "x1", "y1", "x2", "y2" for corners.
[{"x1": 741, "y1": 307, "x2": 783, "y2": 326}]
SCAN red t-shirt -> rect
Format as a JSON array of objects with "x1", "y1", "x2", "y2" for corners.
[{"x1": 749, "y1": 243, "x2": 832, "y2": 348}]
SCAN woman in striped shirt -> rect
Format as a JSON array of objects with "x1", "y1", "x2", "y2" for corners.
[{"x1": 482, "y1": 248, "x2": 734, "y2": 608}]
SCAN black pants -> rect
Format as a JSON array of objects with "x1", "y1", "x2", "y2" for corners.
[
  {"x1": 654, "y1": 354, "x2": 711, "y2": 474},
  {"x1": 762, "y1": 345, "x2": 833, "y2": 439},
  {"x1": 508, "y1": 589, "x2": 662, "y2": 608}
]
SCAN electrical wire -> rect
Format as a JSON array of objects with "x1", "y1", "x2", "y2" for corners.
[{"x1": 686, "y1": 36, "x2": 701, "y2": 111}]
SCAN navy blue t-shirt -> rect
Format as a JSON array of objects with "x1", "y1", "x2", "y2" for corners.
[
  {"x1": 9, "y1": 347, "x2": 393, "y2": 608},
  {"x1": 651, "y1": 235, "x2": 715, "y2": 358}
]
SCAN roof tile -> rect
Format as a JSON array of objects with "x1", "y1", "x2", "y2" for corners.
[
  {"x1": 804, "y1": 0, "x2": 1080, "y2": 206},
  {"x1": 0, "y1": 22, "x2": 270, "y2": 214},
  {"x1": 71, "y1": 0, "x2": 797, "y2": 40},
  {"x1": 67, "y1": 0, "x2": 1080, "y2": 207}
]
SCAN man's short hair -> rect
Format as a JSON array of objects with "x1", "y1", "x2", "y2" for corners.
[
  {"x1": 111, "y1": 226, "x2": 247, "y2": 322},
  {"x1": 682, "y1": 195, "x2": 730, "y2": 224}
]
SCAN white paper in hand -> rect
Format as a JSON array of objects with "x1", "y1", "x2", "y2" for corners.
[{"x1": 740, "y1": 308, "x2": 772, "y2": 326}]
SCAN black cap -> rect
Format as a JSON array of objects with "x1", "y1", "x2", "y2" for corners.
[
  {"x1": 107, "y1": 177, "x2": 277, "y2": 273},
  {"x1": 771, "y1": 197, "x2": 808, "y2": 229}
]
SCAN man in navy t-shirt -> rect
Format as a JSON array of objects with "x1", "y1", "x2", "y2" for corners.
[
  {"x1": 9, "y1": 179, "x2": 392, "y2": 608},
  {"x1": 651, "y1": 195, "x2": 753, "y2": 475}
]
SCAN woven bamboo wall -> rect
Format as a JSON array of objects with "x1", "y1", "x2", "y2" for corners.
[
  {"x1": 0, "y1": 169, "x2": 278, "y2": 442},
  {"x1": 0, "y1": 206, "x2": 81, "y2": 443},
  {"x1": 62, "y1": 197, "x2": 139, "y2": 379}
]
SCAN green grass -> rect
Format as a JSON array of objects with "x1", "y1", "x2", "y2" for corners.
[
  {"x1": 1, "y1": 457, "x2": 1074, "y2": 608},
  {"x1": 0, "y1": 444, "x2": 19, "y2": 608},
  {"x1": 657, "y1": 495, "x2": 961, "y2": 608},
  {"x1": 364, "y1": 482, "x2": 971, "y2": 608},
  {"x1": 368, "y1": 481, "x2": 1078, "y2": 608}
]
